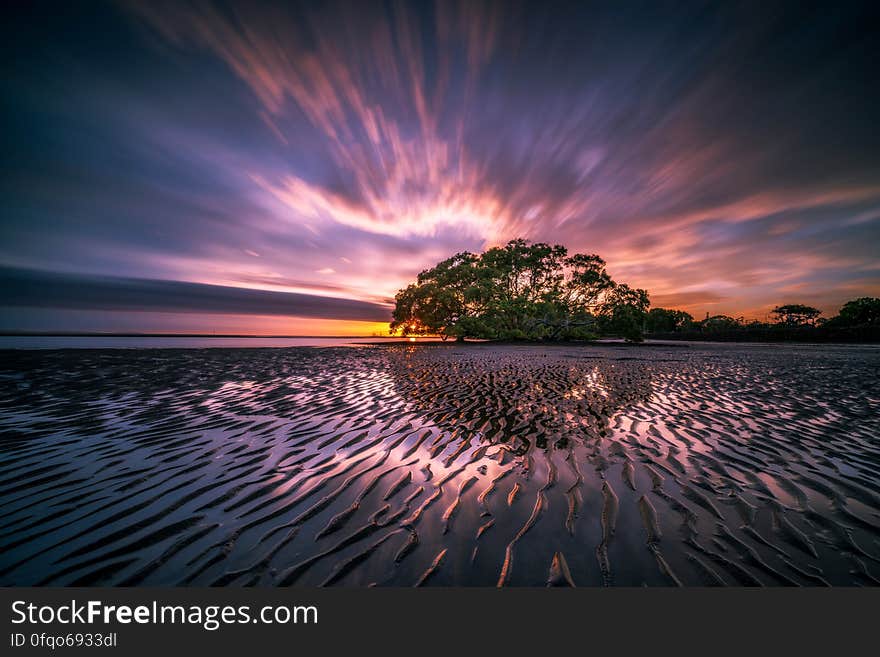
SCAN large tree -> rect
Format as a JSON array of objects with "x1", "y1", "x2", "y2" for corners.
[
  {"x1": 390, "y1": 239, "x2": 647, "y2": 341},
  {"x1": 596, "y1": 284, "x2": 650, "y2": 342},
  {"x1": 645, "y1": 308, "x2": 694, "y2": 333},
  {"x1": 700, "y1": 315, "x2": 743, "y2": 331},
  {"x1": 771, "y1": 304, "x2": 822, "y2": 326},
  {"x1": 835, "y1": 297, "x2": 880, "y2": 326}
]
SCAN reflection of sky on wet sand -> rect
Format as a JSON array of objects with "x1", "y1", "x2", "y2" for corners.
[{"x1": 1, "y1": 343, "x2": 878, "y2": 586}]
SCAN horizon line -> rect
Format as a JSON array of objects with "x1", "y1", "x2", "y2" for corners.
[{"x1": 0, "y1": 332, "x2": 406, "y2": 339}]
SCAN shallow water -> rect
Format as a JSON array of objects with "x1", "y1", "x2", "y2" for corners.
[
  {"x1": 0, "y1": 336, "x2": 442, "y2": 349},
  {"x1": 1, "y1": 343, "x2": 878, "y2": 586}
]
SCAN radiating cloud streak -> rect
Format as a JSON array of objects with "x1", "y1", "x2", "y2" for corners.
[{"x1": 129, "y1": 0, "x2": 516, "y2": 241}]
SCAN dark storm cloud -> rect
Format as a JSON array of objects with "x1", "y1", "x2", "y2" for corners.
[{"x1": 0, "y1": 267, "x2": 391, "y2": 321}]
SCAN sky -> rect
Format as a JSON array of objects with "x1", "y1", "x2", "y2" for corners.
[{"x1": 2, "y1": 0, "x2": 879, "y2": 334}]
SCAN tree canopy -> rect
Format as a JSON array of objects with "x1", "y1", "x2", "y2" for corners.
[
  {"x1": 645, "y1": 307, "x2": 694, "y2": 333},
  {"x1": 391, "y1": 241, "x2": 879, "y2": 344},
  {"x1": 770, "y1": 304, "x2": 822, "y2": 326},
  {"x1": 642, "y1": 297, "x2": 880, "y2": 342},
  {"x1": 834, "y1": 297, "x2": 880, "y2": 326},
  {"x1": 390, "y1": 239, "x2": 649, "y2": 341}
]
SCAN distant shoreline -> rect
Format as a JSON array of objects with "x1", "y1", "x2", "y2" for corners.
[
  {"x1": 644, "y1": 332, "x2": 880, "y2": 344},
  {"x1": 0, "y1": 332, "x2": 390, "y2": 338},
  {"x1": 2, "y1": 330, "x2": 877, "y2": 345},
  {"x1": 2, "y1": 331, "x2": 875, "y2": 345},
  {"x1": 2, "y1": 335, "x2": 879, "y2": 350}
]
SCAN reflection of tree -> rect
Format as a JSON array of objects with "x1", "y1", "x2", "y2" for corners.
[{"x1": 387, "y1": 348, "x2": 654, "y2": 456}]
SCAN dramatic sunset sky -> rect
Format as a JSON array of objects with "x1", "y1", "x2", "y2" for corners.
[{"x1": 2, "y1": 1, "x2": 878, "y2": 334}]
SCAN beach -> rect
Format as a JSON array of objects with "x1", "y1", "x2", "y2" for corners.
[{"x1": 1, "y1": 342, "x2": 878, "y2": 586}]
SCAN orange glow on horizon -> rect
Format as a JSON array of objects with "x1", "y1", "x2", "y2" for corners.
[
  {"x1": 118, "y1": 314, "x2": 394, "y2": 336},
  {"x1": 231, "y1": 318, "x2": 393, "y2": 336}
]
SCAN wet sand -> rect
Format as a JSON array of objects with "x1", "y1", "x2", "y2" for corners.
[{"x1": 1, "y1": 342, "x2": 878, "y2": 586}]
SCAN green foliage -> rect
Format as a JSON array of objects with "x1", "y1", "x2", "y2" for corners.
[
  {"x1": 701, "y1": 315, "x2": 742, "y2": 331},
  {"x1": 771, "y1": 304, "x2": 822, "y2": 326},
  {"x1": 645, "y1": 307, "x2": 694, "y2": 333},
  {"x1": 595, "y1": 284, "x2": 650, "y2": 342},
  {"x1": 834, "y1": 297, "x2": 880, "y2": 326},
  {"x1": 390, "y1": 239, "x2": 648, "y2": 341},
  {"x1": 643, "y1": 298, "x2": 880, "y2": 343}
]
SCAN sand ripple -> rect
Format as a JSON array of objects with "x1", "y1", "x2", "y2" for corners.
[{"x1": 1, "y1": 343, "x2": 878, "y2": 585}]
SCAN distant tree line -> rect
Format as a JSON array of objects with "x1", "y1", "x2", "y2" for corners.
[
  {"x1": 390, "y1": 239, "x2": 880, "y2": 343},
  {"x1": 645, "y1": 297, "x2": 880, "y2": 343}
]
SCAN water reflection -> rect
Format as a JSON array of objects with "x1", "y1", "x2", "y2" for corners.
[
  {"x1": 388, "y1": 346, "x2": 654, "y2": 457},
  {"x1": 0, "y1": 344, "x2": 878, "y2": 586}
]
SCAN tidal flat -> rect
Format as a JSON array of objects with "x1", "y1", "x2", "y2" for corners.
[{"x1": 1, "y1": 342, "x2": 878, "y2": 586}]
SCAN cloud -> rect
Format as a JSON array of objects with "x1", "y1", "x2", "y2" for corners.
[
  {"x1": 650, "y1": 291, "x2": 728, "y2": 309},
  {"x1": 0, "y1": 1, "x2": 877, "y2": 327},
  {"x1": 0, "y1": 267, "x2": 391, "y2": 322},
  {"x1": 126, "y1": 1, "x2": 518, "y2": 241}
]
